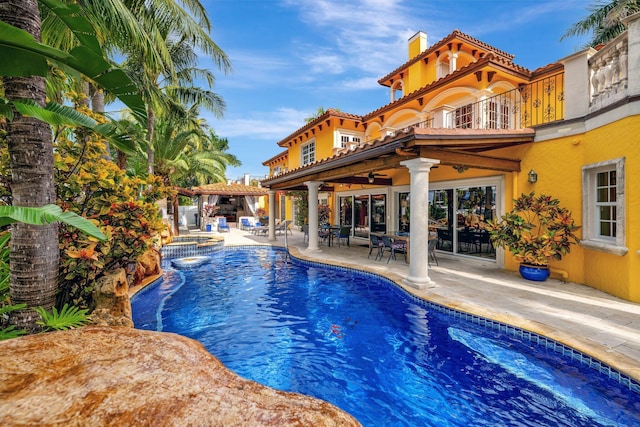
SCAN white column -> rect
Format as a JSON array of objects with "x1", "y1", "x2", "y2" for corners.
[
  {"x1": 305, "y1": 181, "x2": 323, "y2": 252},
  {"x1": 559, "y1": 47, "x2": 596, "y2": 119},
  {"x1": 450, "y1": 52, "x2": 458, "y2": 74},
  {"x1": 268, "y1": 190, "x2": 276, "y2": 241},
  {"x1": 401, "y1": 158, "x2": 440, "y2": 289}
]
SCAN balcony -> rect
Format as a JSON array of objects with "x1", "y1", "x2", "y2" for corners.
[
  {"x1": 380, "y1": 73, "x2": 565, "y2": 140},
  {"x1": 589, "y1": 32, "x2": 628, "y2": 111}
]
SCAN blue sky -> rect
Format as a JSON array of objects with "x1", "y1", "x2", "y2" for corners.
[{"x1": 200, "y1": 0, "x2": 592, "y2": 180}]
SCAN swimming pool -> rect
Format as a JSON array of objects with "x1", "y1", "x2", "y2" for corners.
[{"x1": 132, "y1": 247, "x2": 640, "y2": 426}]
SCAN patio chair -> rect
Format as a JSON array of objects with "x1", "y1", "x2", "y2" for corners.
[
  {"x1": 218, "y1": 217, "x2": 230, "y2": 232},
  {"x1": 332, "y1": 226, "x2": 351, "y2": 247},
  {"x1": 302, "y1": 224, "x2": 309, "y2": 243},
  {"x1": 428, "y1": 238, "x2": 438, "y2": 266},
  {"x1": 252, "y1": 222, "x2": 268, "y2": 236},
  {"x1": 275, "y1": 220, "x2": 293, "y2": 236},
  {"x1": 381, "y1": 235, "x2": 407, "y2": 264},
  {"x1": 368, "y1": 234, "x2": 384, "y2": 260},
  {"x1": 318, "y1": 226, "x2": 331, "y2": 245},
  {"x1": 240, "y1": 218, "x2": 254, "y2": 232}
]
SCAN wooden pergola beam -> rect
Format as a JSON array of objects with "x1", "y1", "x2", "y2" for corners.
[{"x1": 419, "y1": 147, "x2": 520, "y2": 172}]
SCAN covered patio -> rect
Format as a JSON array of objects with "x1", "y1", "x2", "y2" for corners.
[
  {"x1": 261, "y1": 125, "x2": 533, "y2": 289},
  {"x1": 175, "y1": 183, "x2": 268, "y2": 234}
]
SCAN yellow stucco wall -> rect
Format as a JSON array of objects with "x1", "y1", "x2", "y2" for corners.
[
  {"x1": 582, "y1": 116, "x2": 639, "y2": 301},
  {"x1": 493, "y1": 115, "x2": 640, "y2": 301}
]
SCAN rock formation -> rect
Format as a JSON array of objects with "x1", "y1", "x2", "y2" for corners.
[{"x1": 0, "y1": 326, "x2": 360, "y2": 427}]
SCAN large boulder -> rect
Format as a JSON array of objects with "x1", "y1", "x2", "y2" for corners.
[
  {"x1": 0, "y1": 326, "x2": 360, "y2": 427},
  {"x1": 89, "y1": 269, "x2": 133, "y2": 328}
]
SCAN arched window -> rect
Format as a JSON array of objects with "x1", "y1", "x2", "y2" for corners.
[
  {"x1": 390, "y1": 80, "x2": 404, "y2": 102},
  {"x1": 436, "y1": 55, "x2": 450, "y2": 80}
]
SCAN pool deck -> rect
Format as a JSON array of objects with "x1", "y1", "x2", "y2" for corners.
[{"x1": 179, "y1": 225, "x2": 640, "y2": 384}]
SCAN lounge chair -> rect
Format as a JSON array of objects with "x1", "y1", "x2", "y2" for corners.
[
  {"x1": 240, "y1": 217, "x2": 253, "y2": 231},
  {"x1": 218, "y1": 217, "x2": 230, "y2": 232},
  {"x1": 274, "y1": 220, "x2": 292, "y2": 236}
]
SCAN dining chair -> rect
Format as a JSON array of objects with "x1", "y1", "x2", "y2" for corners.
[
  {"x1": 368, "y1": 234, "x2": 384, "y2": 260},
  {"x1": 428, "y1": 238, "x2": 439, "y2": 266},
  {"x1": 332, "y1": 226, "x2": 351, "y2": 247},
  {"x1": 381, "y1": 235, "x2": 406, "y2": 263}
]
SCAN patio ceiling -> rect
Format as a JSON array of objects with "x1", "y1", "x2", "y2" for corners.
[{"x1": 261, "y1": 126, "x2": 532, "y2": 191}]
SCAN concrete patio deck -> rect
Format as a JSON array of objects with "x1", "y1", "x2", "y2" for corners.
[{"x1": 183, "y1": 224, "x2": 640, "y2": 386}]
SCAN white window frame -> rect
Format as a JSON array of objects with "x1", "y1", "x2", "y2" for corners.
[
  {"x1": 581, "y1": 157, "x2": 627, "y2": 255},
  {"x1": 335, "y1": 131, "x2": 363, "y2": 150},
  {"x1": 301, "y1": 140, "x2": 315, "y2": 166}
]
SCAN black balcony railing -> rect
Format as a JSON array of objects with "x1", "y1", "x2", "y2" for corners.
[{"x1": 447, "y1": 73, "x2": 565, "y2": 130}]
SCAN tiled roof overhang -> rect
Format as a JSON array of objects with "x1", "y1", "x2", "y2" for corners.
[
  {"x1": 178, "y1": 183, "x2": 268, "y2": 196},
  {"x1": 261, "y1": 127, "x2": 533, "y2": 190}
]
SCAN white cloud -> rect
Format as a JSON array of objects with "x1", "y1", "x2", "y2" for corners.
[{"x1": 207, "y1": 107, "x2": 311, "y2": 141}]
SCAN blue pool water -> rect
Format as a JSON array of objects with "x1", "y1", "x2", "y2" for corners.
[{"x1": 132, "y1": 247, "x2": 640, "y2": 426}]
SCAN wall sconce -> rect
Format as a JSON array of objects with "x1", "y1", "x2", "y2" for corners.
[
  {"x1": 528, "y1": 169, "x2": 538, "y2": 183},
  {"x1": 368, "y1": 172, "x2": 375, "y2": 184}
]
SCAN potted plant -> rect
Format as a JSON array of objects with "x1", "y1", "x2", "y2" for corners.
[
  {"x1": 485, "y1": 192, "x2": 580, "y2": 281},
  {"x1": 255, "y1": 208, "x2": 267, "y2": 223}
]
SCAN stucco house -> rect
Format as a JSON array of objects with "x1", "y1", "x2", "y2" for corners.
[{"x1": 261, "y1": 15, "x2": 640, "y2": 302}]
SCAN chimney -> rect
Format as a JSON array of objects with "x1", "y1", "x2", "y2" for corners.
[
  {"x1": 244, "y1": 173, "x2": 250, "y2": 186},
  {"x1": 408, "y1": 31, "x2": 428, "y2": 59}
]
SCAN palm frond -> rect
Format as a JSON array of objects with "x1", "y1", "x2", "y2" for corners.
[{"x1": 34, "y1": 303, "x2": 90, "y2": 331}]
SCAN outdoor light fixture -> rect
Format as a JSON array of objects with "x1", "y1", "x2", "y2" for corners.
[
  {"x1": 452, "y1": 164, "x2": 468, "y2": 174},
  {"x1": 368, "y1": 172, "x2": 375, "y2": 184},
  {"x1": 528, "y1": 169, "x2": 538, "y2": 183}
]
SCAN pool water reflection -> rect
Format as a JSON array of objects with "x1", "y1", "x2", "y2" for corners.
[{"x1": 132, "y1": 247, "x2": 640, "y2": 426}]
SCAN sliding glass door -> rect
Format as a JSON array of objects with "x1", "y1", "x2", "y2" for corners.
[{"x1": 394, "y1": 177, "x2": 501, "y2": 260}]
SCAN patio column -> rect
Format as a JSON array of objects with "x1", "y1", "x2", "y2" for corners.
[
  {"x1": 268, "y1": 190, "x2": 277, "y2": 241},
  {"x1": 401, "y1": 157, "x2": 440, "y2": 289},
  {"x1": 305, "y1": 181, "x2": 323, "y2": 252}
]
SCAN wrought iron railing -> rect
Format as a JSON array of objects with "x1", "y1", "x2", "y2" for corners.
[{"x1": 445, "y1": 73, "x2": 565, "y2": 129}]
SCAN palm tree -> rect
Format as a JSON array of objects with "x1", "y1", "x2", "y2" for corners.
[
  {"x1": 0, "y1": 0, "x2": 59, "y2": 331},
  {"x1": 563, "y1": 0, "x2": 640, "y2": 46},
  {"x1": 0, "y1": 0, "x2": 147, "y2": 332}
]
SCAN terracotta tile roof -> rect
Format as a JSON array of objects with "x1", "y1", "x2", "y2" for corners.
[
  {"x1": 364, "y1": 53, "x2": 534, "y2": 121},
  {"x1": 276, "y1": 108, "x2": 363, "y2": 147},
  {"x1": 188, "y1": 183, "x2": 268, "y2": 196},
  {"x1": 262, "y1": 131, "x2": 405, "y2": 185},
  {"x1": 378, "y1": 29, "x2": 517, "y2": 86},
  {"x1": 262, "y1": 149, "x2": 288, "y2": 166}
]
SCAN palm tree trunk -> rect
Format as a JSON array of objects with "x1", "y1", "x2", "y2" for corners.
[{"x1": 0, "y1": 0, "x2": 60, "y2": 332}]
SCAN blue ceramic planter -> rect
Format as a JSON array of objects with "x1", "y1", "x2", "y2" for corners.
[{"x1": 519, "y1": 264, "x2": 550, "y2": 281}]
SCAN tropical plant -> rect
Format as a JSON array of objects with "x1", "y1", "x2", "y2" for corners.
[
  {"x1": 34, "y1": 303, "x2": 89, "y2": 331},
  {"x1": 0, "y1": 0, "x2": 146, "y2": 332},
  {"x1": 0, "y1": 204, "x2": 108, "y2": 339},
  {"x1": 54, "y1": 122, "x2": 169, "y2": 309},
  {"x1": 562, "y1": 0, "x2": 640, "y2": 46},
  {"x1": 289, "y1": 191, "x2": 308, "y2": 227},
  {"x1": 318, "y1": 204, "x2": 332, "y2": 227},
  {"x1": 486, "y1": 192, "x2": 581, "y2": 267}
]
